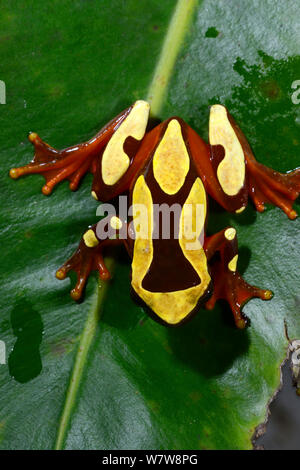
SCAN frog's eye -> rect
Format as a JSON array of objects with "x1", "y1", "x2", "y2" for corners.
[
  {"x1": 209, "y1": 104, "x2": 246, "y2": 196},
  {"x1": 101, "y1": 100, "x2": 150, "y2": 186}
]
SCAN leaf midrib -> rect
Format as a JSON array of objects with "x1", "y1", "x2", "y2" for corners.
[{"x1": 54, "y1": 0, "x2": 198, "y2": 450}]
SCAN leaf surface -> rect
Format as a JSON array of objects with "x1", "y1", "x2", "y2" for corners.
[{"x1": 0, "y1": 0, "x2": 299, "y2": 450}]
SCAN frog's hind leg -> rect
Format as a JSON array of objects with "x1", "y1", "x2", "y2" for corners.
[
  {"x1": 204, "y1": 228, "x2": 273, "y2": 328},
  {"x1": 56, "y1": 217, "x2": 126, "y2": 300},
  {"x1": 9, "y1": 106, "x2": 133, "y2": 195}
]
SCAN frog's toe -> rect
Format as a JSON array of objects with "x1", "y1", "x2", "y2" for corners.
[
  {"x1": 9, "y1": 131, "x2": 100, "y2": 195},
  {"x1": 206, "y1": 260, "x2": 273, "y2": 329},
  {"x1": 247, "y1": 160, "x2": 300, "y2": 220},
  {"x1": 56, "y1": 230, "x2": 112, "y2": 301}
]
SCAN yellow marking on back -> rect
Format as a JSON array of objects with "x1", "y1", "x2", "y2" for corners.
[
  {"x1": 235, "y1": 206, "x2": 245, "y2": 214},
  {"x1": 83, "y1": 229, "x2": 99, "y2": 248},
  {"x1": 131, "y1": 175, "x2": 210, "y2": 325},
  {"x1": 153, "y1": 119, "x2": 190, "y2": 195},
  {"x1": 110, "y1": 216, "x2": 123, "y2": 230},
  {"x1": 102, "y1": 100, "x2": 150, "y2": 186},
  {"x1": 209, "y1": 104, "x2": 245, "y2": 196},
  {"x1": 224, "y1": 227, "x2": 236, "y2": 241},
  {"x1": 131, "y1": 175, "x2": 154, "y2": 304},
  {"x1": 91, "y1": 191, "x2": 98, "y2": 200},
  {"x1": 228, "y1": 254, "x2": 238, "y2": 272}
]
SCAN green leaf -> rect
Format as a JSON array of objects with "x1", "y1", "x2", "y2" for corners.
[{"x1": 0, "y1": 0, "x2": 299, "y2": 450}]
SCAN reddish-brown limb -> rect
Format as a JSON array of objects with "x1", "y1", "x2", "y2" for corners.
[
  {"x1": 56, "y1": 225, "x2": 122, "y2": 300},
  {"x1": 246, "y1": 158, "x2": 300, "y2": 220},
  {"x1": 231, "y1": 116, "x2": 300, "y2": 219},
  {"x1": 9, "y1": 106, "x2": 132, "y2": 195},
  {"x1": 204, "y1": 228, "x2": 273, "y2": 329}
]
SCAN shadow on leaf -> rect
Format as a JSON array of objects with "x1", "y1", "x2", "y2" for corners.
[{"x1": 167, "y1": 304, "x2": 250, "y2": 378}]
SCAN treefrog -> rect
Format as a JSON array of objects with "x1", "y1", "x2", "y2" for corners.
[{"x1": 9, "y1": 101, "x2": 300, "y2": 328}]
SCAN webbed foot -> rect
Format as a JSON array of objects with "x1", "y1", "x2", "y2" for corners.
[
  {"x1": 205, "y1": 227, "x2": 273, "y2": 328},
  {"x1": 56, "y1": 226, "x2": 112, "y2": 300}
]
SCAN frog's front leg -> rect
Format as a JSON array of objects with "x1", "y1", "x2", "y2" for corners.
[
  {"x1": 204, "y1": 227, "x2": 273, "y2": 329},
  {"x1": 9, "y1": 100, "x2": 150, "y2": 197},
  {"x1": 56, "y1": 215, "x2": 127, "y2": 300},
  {"x1": 236, "y1": 124, "x2": 300, "y2": 220},
  {"x1": 208, "y1": 105, "x2": 300, "y2": 219}
]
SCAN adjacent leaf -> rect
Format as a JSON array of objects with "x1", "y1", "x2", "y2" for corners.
[{"x1": 0, "y1": 0, "x2": 299, "y2": 450}]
